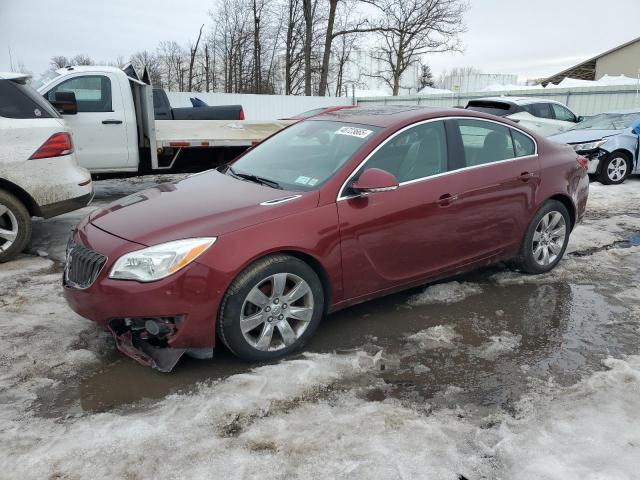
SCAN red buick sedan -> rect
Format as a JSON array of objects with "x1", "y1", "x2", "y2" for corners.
[{"x1": 64, "y1": 106, "x2": 589, "y2": 371}]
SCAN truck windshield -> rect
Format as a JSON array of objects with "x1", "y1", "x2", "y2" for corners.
[
  {"x1": 32, "y1": 71, "x2": 61, "y2": 91},
  {"x1": 228, "y1": 120, "x2": 379, "y2": 191},
  {"x1": 570, "y1": 112, "x2": 640, "y2": 131}
]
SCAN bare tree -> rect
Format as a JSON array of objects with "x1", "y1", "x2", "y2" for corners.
[
  {"x1": 317, "y1": 0, "x2": 380, "y2": 96},
  {"x1": 368, "y1": 0, "x2": 467, "y2": 95},
  {"x1": 188, "y1": 24, "x2": 205, "y2": 91},
  {"x1": 50, "y1": 56, "x2": 69, "y2": 70},
  {"x1": 130, "y1": 50, "x2": 162, "y2": 86},
  {"x1": 283, "y1": 0, "x2": 306, "y2": 94},
  {"x1": 302, "y1": 0, "x2": 315, "y2": 95}
]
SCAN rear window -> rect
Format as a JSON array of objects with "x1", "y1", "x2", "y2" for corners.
[
  {"x1": 0, "y1": 79, "x2": 59, "y2": 119},
  {"x1": 466, "y1": 101, "x2": 514, "y2": 117}
]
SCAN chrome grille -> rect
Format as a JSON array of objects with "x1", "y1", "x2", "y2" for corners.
[{"x1": 65, "y1": 243, "x2": 107, "y2": 289}]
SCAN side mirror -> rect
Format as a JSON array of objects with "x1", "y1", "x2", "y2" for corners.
[
  {"x1": 576, "y1": 116, "x2": 584, "y2": 123},
  {"x1": 351, "y1": 168, "x2": 399, "y2": 194},
  {"x1": 50, "y1": 91, "x2": 78, "y2": 115},
  {"x1": 631, "y1": 120, "x2": 640, "y2": 136}
]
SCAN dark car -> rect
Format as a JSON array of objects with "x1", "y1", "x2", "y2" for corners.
[{"x1": 63, "y1": 106, "x2": 589, "y2": 371}]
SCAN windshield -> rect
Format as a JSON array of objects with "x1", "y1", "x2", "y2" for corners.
[
  {"x1": 570, "y1": 112, "x2": 640, "y2": 131},
  {"x1": 229, "y1": 120, "x2": 380, "y2": 191},
  {"x1": 31, "y1": 71, "x2": 61, "y2": 91}
]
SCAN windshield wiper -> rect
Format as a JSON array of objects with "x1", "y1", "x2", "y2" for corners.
[{"x1": 227, "y1": 166, "x2": 283, "y2": 190}]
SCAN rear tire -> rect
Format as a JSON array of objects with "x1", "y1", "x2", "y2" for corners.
[
  {"x1": 598, "y1": 153, "x2": 630, "y2": 185},
  {"x1": 515, "y1": 200, "x2": 570, "y2": 274},
  {"x1": 217, "y1": 254, "x2": 324, "y2": 362},
  {"x1": 0, "y1": 189, "x2": 32, "y2": 263}
]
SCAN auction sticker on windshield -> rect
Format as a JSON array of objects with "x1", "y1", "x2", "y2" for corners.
[{"x1": 336, "y1": 126, "x2": 373, "y2": 139}]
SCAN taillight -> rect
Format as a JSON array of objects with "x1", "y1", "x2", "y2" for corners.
[
  {"x1": 29, "y1": 133, "x2": 73, "y2": 160},
  {"x1": 577, "y1": 156, "x2": 588, "y2": 171},
  {"x1": 239, "y1": 108, "x2": 245, "y2": 121}
]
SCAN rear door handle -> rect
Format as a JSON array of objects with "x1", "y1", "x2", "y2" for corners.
[
  {"x1": 102, "y1": 119, "x2": 123, "y2": 125},
  {"x1": 438, "y1": 193, "x2": 459, "y2": 206},
  {"x1": 519, "y1": 171, "x2": 537, "y2": 181}
]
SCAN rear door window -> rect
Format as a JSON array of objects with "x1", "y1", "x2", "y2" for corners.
[
  {"x1": 524, "y1": 103, "x2": 553, "y2": 119},
  {"x1": 0, "y1": 80, "x2": 58, "y2": 119},
  {"x1": 456, "y1": 119, "x2": 516, "y2": 167},
  {"x1": 511, "y1": 130, "x2": 536, "y2": 157},
  {"x1": 47, "y1": 75, "x2": 112, "y2": 112}
]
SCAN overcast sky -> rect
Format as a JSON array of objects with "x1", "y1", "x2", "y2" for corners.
[{"x1": 1, "y1": 0, "x2": 638, "y2": 82}]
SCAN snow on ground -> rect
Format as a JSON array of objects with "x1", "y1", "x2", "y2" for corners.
[
  {"x1": 406, "y1": 325, "x2": 462, "y2": 347},
  {"x1": 473, "y1": 331, "x2": 522, "y2": 360},
  {"x1": 1, "y1": 175, "x2": 640, "y2": 478},
  {"x1": 408, "y1": 281, "x2": 483, "y2": 306}
]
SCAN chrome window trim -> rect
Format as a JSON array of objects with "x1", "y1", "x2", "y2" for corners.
[{"x1": 336, "y1": 116, "x2": 538, "y2": 201}]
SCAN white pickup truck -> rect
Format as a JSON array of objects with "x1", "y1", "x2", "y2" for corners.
[{"x1": 35, "y1": 66, "x2": 291, "y2": 174}]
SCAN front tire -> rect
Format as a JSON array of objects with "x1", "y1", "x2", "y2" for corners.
[
  {"x1": 217, "y1": 254, "x2": 324, "y2": 361},
  {"x1": 0, "y1": 189, "x2": 32, "y2": 263},
  {"x1": 516, "y1": 200, "x2": 570, "y2": 274},
  {"x1": 599, "y1": 153, "x2": 630, "y2": 185}
]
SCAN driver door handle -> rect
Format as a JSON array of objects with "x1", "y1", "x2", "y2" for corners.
[
  {"x1": 438, "y1": 193, "x2": 459, "y2": 206},
  {"x1": 102, "y1": 119, "x2": 123, "y2": 125},
  {"x1": 519, "y1": 171, "x2": 537, "y2": 181}
]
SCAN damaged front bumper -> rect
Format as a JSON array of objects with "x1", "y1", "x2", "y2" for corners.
[
  {"x1": 580, "y1": 148, "x2": 608, "y2": 174},
  {"x1": 108, "y1": 317, "x2": 189, "y2": 372}
]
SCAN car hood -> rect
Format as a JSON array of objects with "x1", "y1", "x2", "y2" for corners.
[
  {"x1": 90, "y1": 170, "x2": 319, "y2": 246},
  {"x1": 548, "y1": 129, "x2": 619, "y2": 144}
]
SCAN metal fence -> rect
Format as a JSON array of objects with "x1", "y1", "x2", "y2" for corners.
[
  {"x1": 357, "y1": 85, "x2": 640, "y2": 116},
  {"x1": 167, "y1": 91, "x2": 353, "y2": 121}
]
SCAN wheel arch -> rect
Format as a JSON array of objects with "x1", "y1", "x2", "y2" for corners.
[
  {"x1": 274, "y1": 250, "x2": 333, "y2": 314},
  {"x1": 0, "y1": 178, "x2": 40, "y2": 217},
  {"x1": 548, "y1": 194, "x2": 576, "y2": 231}
]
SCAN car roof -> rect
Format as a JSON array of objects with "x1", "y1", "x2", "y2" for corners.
[
  {"x1": 0, "y1": 71, "x2": 31, "y2": 82},
  {"x1": 470, "y1": 96, "x2": 566, "y2": 107},
  {"x1": 54, "y1": 65, "x2": 125, "y2": 75},
  {"x1": 312, "y1": 105, "x2": 491, "y2": 128}
]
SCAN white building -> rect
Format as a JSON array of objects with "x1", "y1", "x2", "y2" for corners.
[
  {"x1": 341, "y1": 48, "x2": 422, "y2": 96},
  {"x1": 438, "y1": 73, "x2": 519, "y2": 93}
]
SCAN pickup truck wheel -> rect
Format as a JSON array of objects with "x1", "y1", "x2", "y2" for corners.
[
  {"x1": 217, "y1": 254, "x2": 324, "y2": 362},
  {"x1": 0, "y1": 190, "x2": 32, "y2": 263},
  {"x1": 515, "y1": 200, "x2": 570, "y2": 275},
  {"x1": 599, "y1": 153, "x2": 630, "y2": 185}
]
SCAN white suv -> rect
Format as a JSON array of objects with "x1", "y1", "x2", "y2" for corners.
[
  {"x1": 0, "y1": 72, "x2": 93, "y2": 262},
  {"x1": 466, "y1": 97, "x2": 582, "y2": 137}
]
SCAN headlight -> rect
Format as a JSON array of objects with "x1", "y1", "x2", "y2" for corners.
[
  {"x1": 572, "y1": 140, "x2": 606, "y2": 152},
  {"x1": 109, "y1": 237, "x2": 216, "y2": 282}
]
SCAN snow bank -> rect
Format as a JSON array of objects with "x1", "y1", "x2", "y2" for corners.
[
  {"x1": 568, "y1": 214, "x2": 640, "y2": 253},
  {"x1": 408, "y1": 281, "x2": 483, "y2": 306},
  {"x1": 406, "y1": 324, "x2": 462, "y2": 347},
  {"x1": 489, "y1": 356, "x2": 640, "y2": 479},
  {"x1": 0, "y1": 256, "x2": 104, "y2": 420}
]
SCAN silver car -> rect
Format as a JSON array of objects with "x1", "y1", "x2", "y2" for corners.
[{"x1": 549, "y1": 110, "x2": 640, "y2": 185}]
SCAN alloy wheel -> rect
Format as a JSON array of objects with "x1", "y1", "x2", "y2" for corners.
[
  {"x1": 607, "y1": 157, "x2": 627, "y2": 182},
  {"x1": 0, "y1": 203, "x2": 18, "y2": 253},
  {"x1": 532, "y1": 211, "x2": 566, "y2": 267},
  {"x1": 240, "y1": 272, "x2": 314, "y2": 351}
]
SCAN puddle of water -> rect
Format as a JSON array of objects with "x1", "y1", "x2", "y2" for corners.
[
  {"x1": 616, "y1": 233, "x2": 640, "y2": 249},
  {"x1": 40, "y1": 269, "x2": 638, "y2": 417}
]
